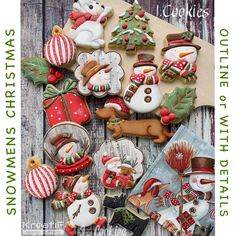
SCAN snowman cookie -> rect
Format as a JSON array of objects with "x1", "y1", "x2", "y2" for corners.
[
  {"x1": 160, "y1": 31, "x2": 201, "y2": 84},
  {"x1": 75, "y1": 50, "x2": 124, "y2": 98},
  {"x1": 51, "y1": 175, "x2": 106, "y2": 236},
  {"x1": 43, "y1": 122, "x2": 92, "y2": 175},
  {"x1": 93, "y1": 139, "x2": 144, "y2": 189},
  {"x1": 69, "y1": 0, "x2": 113, "y2": 49},
  {"x1": 124, "y1": 54, "x2": 162, "y2": 113}
]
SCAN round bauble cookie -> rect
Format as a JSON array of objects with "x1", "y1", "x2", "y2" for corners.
[
  {"x1": 24, "y1": 156, "x2": 59, "y2": 199},
  {"x1": 44, "y1": 25, "x2": 76, "y2": 67}
]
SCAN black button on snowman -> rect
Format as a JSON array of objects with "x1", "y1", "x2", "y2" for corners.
[{"x1": 124, "y1": 54, "x2": 162, "y2": 113}]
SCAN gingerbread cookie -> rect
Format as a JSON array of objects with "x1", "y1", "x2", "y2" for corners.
[
  {"x1": 24, "y1": 156, "x2": 59, "y2": 199},
  {"x1": 160, "y1": 31, "x2": 201, "y2": 83},
  {"x1": 124, "y1": 54, "x2": 162, "y2": 113},
  {"x1": 51, "y1": 175, "x2": 107, "y2": 236},
  {"x1": 75, "y1": 50, "x2": 124, "y2": 98},
  {"x1": 103, "y1": 193, "x2": 149, "y2": 236},
  {"x1": 96, "y1": 96, "x2": 130, "y2": 120},
  {"x1": 109, "y1": 0, "x2": 155, "y2": 54},
  {"x1": 69, "y1": 0, "x2": 113, "y2": 49},
  {"x1": 93, "y1": 139, "x2": 144, "y2": 189},
  {"x1": 106, "y1": 118, "x2": 174, "y2": 144},
  {"x1": 44, "y1": 26, "x2": 76, "y2": 67},
  {"x1": 160, "y1": 87, "x2": 197, "y2": 125},
  {"x1": 43, "y1": 79, "x2": 91, "y2": 127},
  {"x1": 43, "y1": 122, "x2": 92, "y2": 175},
  {"x1": 21, "y1": 57, "x2": 64, "y2": 85}
]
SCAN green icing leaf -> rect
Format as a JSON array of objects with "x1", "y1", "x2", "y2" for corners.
[
  {"x1": 161, "y1": 87, "x2": 197, "y2": 121},
  {"x1": 21, "y1": 57, "x2": 50, "y2": 85}
]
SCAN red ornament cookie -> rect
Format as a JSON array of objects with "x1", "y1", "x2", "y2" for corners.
[
  {"x1": 24, "y1": 156, "x2": 59, "y2": 199},
  {"x1": 43, "y1": 79, "x2": 91, "y2": 127}
]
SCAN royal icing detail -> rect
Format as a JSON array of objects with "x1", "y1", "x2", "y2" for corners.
[
  {"x1": 93, "y1": 139, "x2": 144, "y2": 189},
  {"x1": 124, "y1": 54, "x2": 162, "y2": 113},
  {"x1": 51, "y1": 175, "x2": 106, "y2": 235},
  {"x1": 103, "y1": 193, "x2": 149, "y2": 236},
  {"x1": 160, "y1": 87, "x2": 197, "y2": 125},
  {"x1": 160, "y1": 31, "x2": 201, "y2": 83},
  {"x1": 69, "y1": 0, "x2": 113, "y2": 49},
  {"x1": 75, "y1": 50, "x2": 124, "y2": 98},
  {"x1": 43, "y1": 122, "x2": 92, "y2": 175},
  {"x1": 109, "y1": 0, "x2": 155, "y2": 54},
  {"x1": 24, "y1": 157, "x2": 59, "y2": 199},
  {"x1": 43, "y1": 79, "x2": 91, "y2": 127},
  {"x1": 44, "y1": 26, "x2": 76, "y2": 67},
  {"x1": 96, "y1": 96, "x2": 130, "y2": 120}
]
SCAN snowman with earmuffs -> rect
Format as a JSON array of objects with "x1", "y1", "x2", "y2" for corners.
[
  {"x1": 124, "y1": 53, "x2": 162, "y2": 113},
  {"x1": 69, "y1": 0, "x2": 113, "y2": 49},
  {"x1": 160, "y1": 31, "x2": 201, "y2": 83}
]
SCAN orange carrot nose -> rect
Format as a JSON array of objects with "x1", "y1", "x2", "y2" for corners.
[
  {"x1": 105, "y1": 67, "x2": 112, "y2": 73},
  {"x1": 65, "y1": 145, "x2": 73, "y2": 153},
  {"x1": 82, "y1": 175, "x2": 90, "y2": 183},
  {"x1": 179, "y1": 51, "x2": 194, "y2": 58},
  {"x1": 143, "y1": 68, "x2": 154, "y2": 73}
]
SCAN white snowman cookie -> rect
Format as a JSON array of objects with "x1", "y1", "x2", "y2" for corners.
[{"x1": 124, "y1": 54, "x2": 162, "y2": 113}]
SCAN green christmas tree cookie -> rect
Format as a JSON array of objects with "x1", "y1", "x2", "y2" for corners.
[
  {"x1": 109, "y1": 0, "x2": 155, "y2": 54},
  {"x1": 159, "y1": 87, "x2": 197, "y2": 125}
]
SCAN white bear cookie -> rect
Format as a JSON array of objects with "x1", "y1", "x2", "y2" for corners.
[{"x1": 69, "y1": 0, "x2": 113, "y2": 49}]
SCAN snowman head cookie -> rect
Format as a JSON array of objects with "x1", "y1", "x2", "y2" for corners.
[
  {"x1": 124, "y1": 54, "x2": 162, "y2": 113},
  {"x1": 44, "y1": 122, "x2": 92, "y2": 175},
  {"x1": 160, "y1": 31, "x2": 201, "y2": 83},
  {"x1": 75, "y1": 50, "x2": 124, "y2": 98}
]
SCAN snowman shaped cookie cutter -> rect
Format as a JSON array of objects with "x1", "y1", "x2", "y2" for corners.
[{"x1": 43, "y1": 122, "x2": 93, "y2": 175}]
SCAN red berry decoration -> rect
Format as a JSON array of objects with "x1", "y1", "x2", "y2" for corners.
[
  {"x1": 162, "y1": 116, "x2": 170, "y2": 125},
  {"x1": 49, "y1": 67, "x2": 57, "y2": 74},
  {"x1": 47, "y1": 74, "x2": 57, "y2": 84},
  {"x1": 160, "y1": 107, "x2": 169, "y2": 116},
  {"x1": 168, "y1": 113, "x2": 177, "y2": 121},
  {"x1": 55, "y1": 70, "x2": 64, "y2": 79},
  {"x1": 124, "y1": 37, "x2": 130, "y2": 43},
  {"x1": 122, "y1": 23, "x2": 128, "y2": 29},
  {"x1": 138, "y1": 11, "x2": 145, "y2": 17},
  {"x1": 142, "y1": 26, "x2": 147, "y2": 30},
  {"x1": 129, "y1": 11, "x2": 134, "y2": 15},
  {"x1": 142, "y1": 36, "x2": 148, "y2": 43}
]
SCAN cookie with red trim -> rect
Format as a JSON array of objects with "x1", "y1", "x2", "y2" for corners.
[
  {"x1": 43, "y1": 122, "x2": 92, "y2": 175},
  {"x1": 24, "y1": 156, "x2": 59, "y2": 199}
]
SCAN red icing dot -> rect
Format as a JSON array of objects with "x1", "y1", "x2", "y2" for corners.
[
  {"x1": 142, "y1": 36, "x2": 148, "y2": 42},
  {"x1": 129, "y1": 11, "x2": 134, "y2": 15},
  {"x1": 124, "y1": 37, "x2": 130, "y2": 42},
  {"x1": 138, "y1": 11, "x2": 145, "y2": 17},
  {"x1": 122, "y1": 23, "x2": 128, "y2": 29}
]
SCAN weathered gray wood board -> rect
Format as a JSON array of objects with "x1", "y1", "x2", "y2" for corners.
[{"x1": 21, "y1": 0, "x2": 214, "y2": 235}]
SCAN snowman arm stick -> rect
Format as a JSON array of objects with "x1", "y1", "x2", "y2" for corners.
[{"x1": 96, "y1": 6, "x2": 113, "y2": 23}]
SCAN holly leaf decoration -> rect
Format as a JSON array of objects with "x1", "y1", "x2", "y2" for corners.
[
  {"x1": 160, "y1": 87, "x2": 197, "y2": 124},
  {"x1": 21, "y1": 57, "x2": 50, "y2": 85},
  {"x1": 182, "y1": 32, "x2": 194, "y2": 40}
]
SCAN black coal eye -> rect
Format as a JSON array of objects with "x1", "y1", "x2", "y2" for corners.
[
  {"x1": 193, "y1": 199, "x2": 199, "y2": 205},
  {"x1": 190, "y1": 207, "x2": 196, "y2": 213},
  {"x1": 89, "y1": 5, "x2": 93, "y2": 9},
  {"x1": 101, "y1": 5, "x2": 105, "y2": 8}
]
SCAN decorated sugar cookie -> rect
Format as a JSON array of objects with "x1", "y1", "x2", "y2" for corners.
[
  {"x1": 103, "y1": 194, "x2": 149, "y2": 236},
  {"x1": 43, "y1": 122, "x2": 92, "y2": 175},
  {"x1": 75, "y1": 50, "x2": 124, "y2": 97},
  {"x1": 109, "y1": 0, "x2": 155, "y2": 54},
  {"x1": 160, "y1": 87, "x2": 197, "y2": 125},
  {"x1": 93, "y1": 139, "x2": 144, "y2": 189},
  {"x1": 69, "y1": 0, "x2": 113, "y2": 49},
  {"x1": 44, "y1": 25, "x2": 76, "y2": 67},
  {"x1": 43, "y1": 79, "x2": 91, "y2": 127},
  {"x1": 124, "y1": 54, "x2": 162, "y2": 113},
  {"x1": 160, "y1": 31, "x2": 201, "y2": 83},
  {"x1": 106, "y1": 118, "x2": 174, "y2": 144},
  {"x1": 51, "y1": 175, "x2": 106, "y2": 236},
  {"x1": 21, "y1": 57, "x2": 64, "y2": 85},
  {"x1": 24, "y1": 156, "x2": 59, "y2": 199},
  {"x1": 96, "y1": 96, "x2": 131, "y2": 120}
]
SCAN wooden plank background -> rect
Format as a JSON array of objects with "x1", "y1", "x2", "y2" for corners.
[{"x1": 21, "y1": 0, "x2": 214, "y2": 235}]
